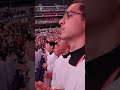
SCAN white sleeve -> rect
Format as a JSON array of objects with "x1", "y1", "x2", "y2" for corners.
[
  {"x1": 47, "y1": 54, "x2": 58, "y2": 71},
  {"x1": 75, "y1": 60, "x2": 85, "y2": 90}
]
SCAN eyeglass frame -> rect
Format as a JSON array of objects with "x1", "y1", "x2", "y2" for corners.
[{"x1": 62, "y1": 10, "x2": 84, "y2": 19}]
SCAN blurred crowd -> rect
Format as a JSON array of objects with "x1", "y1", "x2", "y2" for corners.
[
  {"x1": 35, "y1": 26, "x2": 71, "y2": 89},
  {"x1": 35, "y1": 27, "x2": 60, "y2": 47},
  {"x1": 0, "y1": 7, "x2": 35, "y2": 90},
  {"x1": 0, "y1": 7, "x2": 34, "y2": 19},
  {"x1": 35, "y1": 27, "x2": 60, "y2": 35}
]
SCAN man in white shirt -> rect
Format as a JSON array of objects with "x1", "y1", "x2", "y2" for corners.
[
  {"x1": 43, "y1": 40, "x2": 70, "y2": 80},
  {"x1": 35, "y1": 0, "x2": 85, "y2": 89},
  {"x1": 43, "y1": 41, "x2": 58, "y2": 87}
]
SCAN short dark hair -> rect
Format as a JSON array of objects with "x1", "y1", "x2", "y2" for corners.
[
  {"x1": 79, "y1": 3, "x2": 85, "y2": 15},
  {"x1": 79, "y1": 3, "x2": 85, "y2": 20},
  {"x1": 47, "y1": 41, "x2": 56, "y2": 49},
  {"x1": 72, "y1": 0, "x2": 85, "y2": 20}
]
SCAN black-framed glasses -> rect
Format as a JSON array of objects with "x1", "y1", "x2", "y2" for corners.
[{"x1": 63, "y1": 10, "x2": 84, "y2": 19}]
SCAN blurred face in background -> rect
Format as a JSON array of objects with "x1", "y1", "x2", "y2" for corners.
[
  {"x1": 54, "y1": 40, "x2": 70, "y2": 55},
  {"x1": 45, "y1": 43, "x2": 53, "y2": 53}
]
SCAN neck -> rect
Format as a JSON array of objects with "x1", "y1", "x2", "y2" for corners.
[
  {"x1": 63, "y1": 48, "x2": 70, "y2": 55},
  {"x1": 68, "y1": 34, "x2": 85, "y2": 52},
  {"x1": 49, "y1": 50, "x2": 53, "y2": 53}
]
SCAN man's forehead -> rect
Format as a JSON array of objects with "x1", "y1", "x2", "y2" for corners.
[{"x1": 67, "y1": 3, "x2": 81, "y2": 12}]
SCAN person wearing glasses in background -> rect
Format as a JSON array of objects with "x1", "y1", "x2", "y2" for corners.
[{"x1": 35, "y1": 0, "x2": 85, "y2": 90}]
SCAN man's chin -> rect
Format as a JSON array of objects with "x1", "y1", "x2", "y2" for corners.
[
  {"x1": 60, "y1": 35, "x2": 66, "y2": 40},
  {"x1": 60, "y1": 37, "x2": 70, "y2": 42}
]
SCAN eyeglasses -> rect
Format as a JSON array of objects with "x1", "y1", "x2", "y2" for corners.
[{"x1": 63, "y1": 10, "x2": 84, "y2": 19}]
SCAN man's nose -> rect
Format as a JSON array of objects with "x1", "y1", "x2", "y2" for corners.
[{"x1": 59, "y1": 18, "x2": 65, "y2": 25}]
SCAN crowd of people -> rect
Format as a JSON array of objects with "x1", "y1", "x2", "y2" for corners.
[
  {"x1": 35, "y1": 37, "x2": 70, "y2": 85},
  {"x1": 35, "y1": 28, "x2": 60, "y2": 48},
  {"x1": 35, "y1": 0, "x2": 85, "y2": 90},
  {"x1": 0, "y1": 7, "x2": 35, "y2": 90},
  {"x1": 0, "y1": 7, "x2": 33, "y2": 19},
  {"x1": 0, "y1": 0, "x2": 120, "y2": 90},
  {"x1": 35, "y1": 27, "x2": 60, "y2": 35},
  {"x1": 35, "y1": 0, "x2": 120, "y2": 90}
]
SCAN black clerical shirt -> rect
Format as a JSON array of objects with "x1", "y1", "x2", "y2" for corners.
[
  {"x1": 69, "y1": 46, "x2": 85, "y2": 66},
  {"x1": 62, "y1": 52, "x2": 70, "y2": 58},
  {"x1": 86, "y1": 45, "x2": 120, "y2": 90}
]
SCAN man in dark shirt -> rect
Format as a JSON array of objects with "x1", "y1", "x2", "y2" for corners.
[
  {"x1": 86, "y1": 46, "x2": 120, "y2": 90},
  {"x1": 86, "y1": 0, "x2": 120, "y2": 89}
]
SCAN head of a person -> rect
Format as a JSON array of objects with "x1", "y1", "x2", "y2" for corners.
[
  {"x1": 45, "y1": 41, "x2": 56, "y2": 53},
  {"x1": 54, "y1": 40, "x2": 70, "y2": 55},
  {"x1": 59, "y1": 0, "x2": 85, "y2": 41}
]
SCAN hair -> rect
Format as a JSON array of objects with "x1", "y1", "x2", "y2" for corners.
[
  {"x1": 79, "y1": 3, "x2": 85, "y2": 20},
  {"x1": 72, "y1": 0, "x2": 85, "y2": 20},
  {"x1": 47, "y1": 41, "x2": 56, "y2": 49}
]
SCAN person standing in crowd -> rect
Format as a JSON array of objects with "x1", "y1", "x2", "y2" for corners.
[
  {"x1": 51, "y1": 40, "x2": 70, "y2": 89},
  {"x1": 54, "y1": 40, "x2": 70, "y2": 59},
  {"x1": 43, "y1": 41, "x2": 58, "y2": 87},
  {"x1": 35, "y1": 0, "x2": 85, "y2": 90},
  {"x1": 43, "y1": 40, "x2": 70, "y2": 81},
  {"x1": 25, "y1": 40, "x2": 35, "y2": 90},
  {"x1": 0, "y1": 58, "x2": 9, "y2": 90},
  {"x1": 35, "y1": 46, "x2": 42, "y2": 73}
]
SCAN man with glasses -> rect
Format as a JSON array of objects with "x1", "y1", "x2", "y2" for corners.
[{"x1": 35, "y1": 0, "x2": 85, "y2": 90}]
